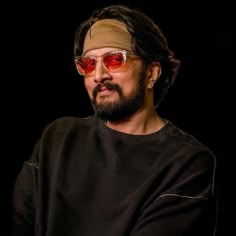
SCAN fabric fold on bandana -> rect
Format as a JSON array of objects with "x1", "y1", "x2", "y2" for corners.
[{"x1": 83, "y1": 19, "x2": 132, "y2": 55}]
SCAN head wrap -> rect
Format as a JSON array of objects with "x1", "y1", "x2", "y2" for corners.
[{"x1": 83, "y1": 19, "x2": 132, "y2": 55}]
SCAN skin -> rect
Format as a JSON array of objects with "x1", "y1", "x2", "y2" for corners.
[{"x1": 83, "y1": 47, "x2": 165, "y2": 135}]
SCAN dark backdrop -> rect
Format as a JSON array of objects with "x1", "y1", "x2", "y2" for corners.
[{"x1": 1, "y1": 1, "x2": 233, "y2": 235}]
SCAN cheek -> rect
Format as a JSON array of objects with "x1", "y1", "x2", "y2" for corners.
[
  {"x1": 121, "y1": 68, "x2": 145, "y2": 94},
  {"x1": 118, "y1": 77, "x2": 140, "y2": 97}
]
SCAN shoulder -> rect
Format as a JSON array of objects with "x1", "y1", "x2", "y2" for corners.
[
  {"x1": 42, "y1": 115, "x2": 97, "y2": 136},
  {"x1": 161, "y1": 120, "x2": 216, "y2": 171},
  {"x1": 47, "y1": 115, "x2": 96, "y2": 129},
  {"x1": 33, "y1": 115, "x2": 98, "y2": 149},
  {"x1": 165, "y1": 120, "x2": 214, "y2": 153},
  {"x1": 29, "y1": 115, "x2": 98, "y2": 163}
]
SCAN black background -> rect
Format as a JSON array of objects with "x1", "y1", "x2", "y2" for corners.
[{"x1": 1, "y1": 0, "x2": 234, "y2": 235}]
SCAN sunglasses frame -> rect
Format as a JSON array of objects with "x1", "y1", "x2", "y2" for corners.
[{"x1": 74, "y1": 50, "x2": 136, "y2": 76}]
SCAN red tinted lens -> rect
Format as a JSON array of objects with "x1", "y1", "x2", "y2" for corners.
[
  {"x1": 82, "y1": 58, "x2": 96, "y2": 74},
  {"x1": 76, "y1": 58, "x2": 96, "y2": 75},
  {"x1": 103, "y1": 52, "x2": 124, "y2": 70}
]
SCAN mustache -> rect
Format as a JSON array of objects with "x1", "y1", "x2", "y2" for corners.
[{"x1": 92, "y1": 83, "x2": 122, "y2": 98}]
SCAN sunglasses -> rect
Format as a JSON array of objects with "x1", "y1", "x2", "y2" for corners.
[{"x1": 74, "y1": 50, "x2": 137, "y2": 76}]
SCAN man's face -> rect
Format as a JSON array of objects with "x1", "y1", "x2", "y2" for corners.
[{"x1": 83, "y1": 47, "x2": 148, "y2": 122}]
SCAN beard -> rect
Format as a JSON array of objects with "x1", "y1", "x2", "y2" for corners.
[{"x1": 91, "y1": 70, "x2": 146, "y2": 122}]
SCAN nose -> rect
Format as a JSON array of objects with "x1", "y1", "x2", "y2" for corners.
[{"x1": 93, "y1": 59, "x2": 110, "y2": 83}]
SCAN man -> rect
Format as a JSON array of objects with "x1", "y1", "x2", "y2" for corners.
[{"x1": 10, "y1": 4, "x2": 217, "y2": 236}]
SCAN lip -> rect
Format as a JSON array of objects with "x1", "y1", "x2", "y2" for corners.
[
  {"x1": 99, "y1": 85, "x2": 108, "y2": 91},
  {"x1": 97, "y1": 88, "x2": 114, "y2": 96}
]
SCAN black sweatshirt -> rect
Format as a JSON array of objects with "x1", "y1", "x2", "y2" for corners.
[{"x1": 10, "y1": 115, "x2": 217, "y2": 235}]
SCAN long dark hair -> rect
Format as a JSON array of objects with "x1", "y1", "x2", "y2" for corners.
[{"x1": 74, "y1": 5, "x2": 181, "y2": 107}]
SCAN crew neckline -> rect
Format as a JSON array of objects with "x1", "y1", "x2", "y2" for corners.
[{"x1": 97, "y1": 117, "x2": 172, "y2": 141}]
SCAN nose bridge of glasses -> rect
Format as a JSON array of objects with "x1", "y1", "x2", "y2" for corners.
[
  {"x1": 95, "y1": 57, "x2": 106, "y2": 73},
  {"x1": 84, "y1": 56, "x2": 107, "y2": 79},
  {"x1": 88, "y1": 55, "x2": 104, "y2": 72},
  {"x1": 90, "y1": 54, "x2": 114, "y2": 73}
]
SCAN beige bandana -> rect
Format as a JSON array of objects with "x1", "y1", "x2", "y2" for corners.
[{"x1": 83, "y1": 19, "x2": 132, "y2": 55}]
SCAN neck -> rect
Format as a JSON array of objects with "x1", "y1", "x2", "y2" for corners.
[{"x1": 105, "y1": 107, "x2": 165, "y2": 135}]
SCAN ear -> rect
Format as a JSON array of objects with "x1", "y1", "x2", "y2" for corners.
[{"x1": 147, "y1": 62, "x2": 162, "y2": 89}]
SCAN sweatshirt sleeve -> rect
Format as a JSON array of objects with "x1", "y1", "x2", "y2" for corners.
[
  {"x1": 9, "y1": 146, "x2": 39, "y2": 236},
  {"x1": 129, "y1": 150, "x2": 217, "y2": 236}
]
